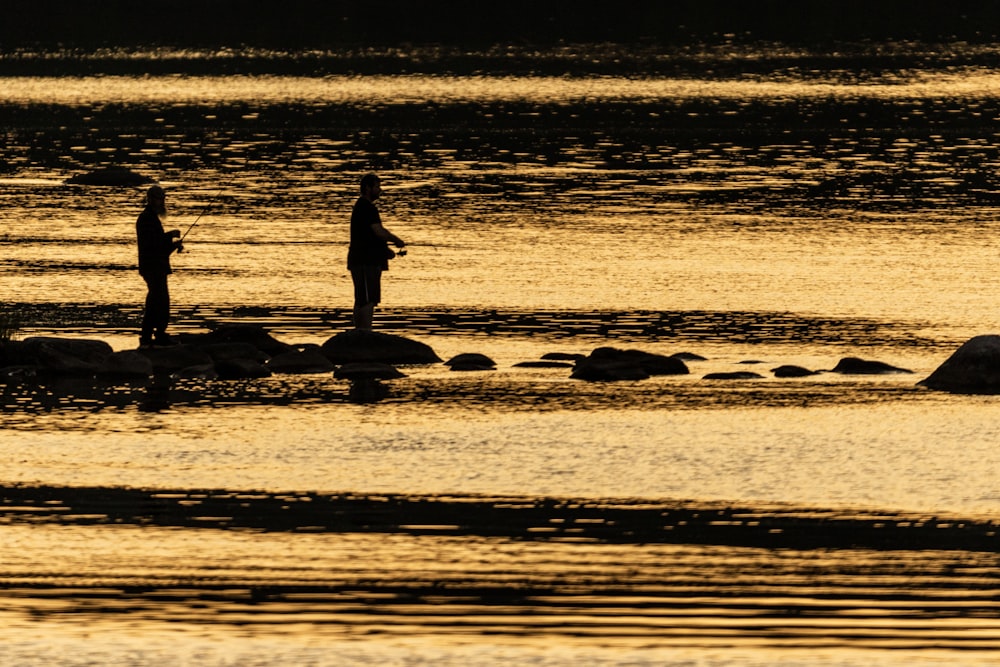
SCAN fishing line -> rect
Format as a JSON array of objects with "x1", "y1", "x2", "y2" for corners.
[{"x1": 178, "y1": 184, "x2": 228, "y2": 252}]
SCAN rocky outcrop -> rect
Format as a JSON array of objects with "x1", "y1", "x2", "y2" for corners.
[
  {"x1": 321, "y1": 329, "x2": 441, "y2": 365},
  {"x1": 97, "y1": 350, "x2": 154, "y2": 378},
  {"x1": 185, "y1": 324, "x2": 292, "y2": 357},
  {"x1": 571, "y1": 347, "x2": 689, "y2": 382},
  {"x1": 830, "y1": 357, "x2": 912, "y2": 375},
  {"x1": 5, "y1": 337, "x2": 113, "y2": 374},
  {"x1": 919, "y1": 335, "x2": 1000, "y2": 394},
  {"x1": 266, "y1": 346, "x2": 336, "y2": 374}
]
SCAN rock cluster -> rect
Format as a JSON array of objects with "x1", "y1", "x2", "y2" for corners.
[
  {"x1": 6, "y1": 322, "x2": 963, "y2": 391},
  {"x1": 0, "y1": 326, "x2": 439, "y2": 382}
]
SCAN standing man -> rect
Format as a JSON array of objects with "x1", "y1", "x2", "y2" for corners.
[
  {"x1": 136, "y1": 184, "x2": 183, "y2": 347},
  {"x1": 347, "y1": 173, "x2": 405, "y2": 330}
]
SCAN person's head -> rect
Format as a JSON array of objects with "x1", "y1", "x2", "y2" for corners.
[
  {"x1": 145, "y1": 185, "x2": 166, "y2": 215},
  {"x1": 360, "y1": 173, "x2": 381, "y2": 201}
]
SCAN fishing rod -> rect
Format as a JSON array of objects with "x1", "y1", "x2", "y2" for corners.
[{"x1": 177, "y1": 185, "x2": 227, "y2": 252}]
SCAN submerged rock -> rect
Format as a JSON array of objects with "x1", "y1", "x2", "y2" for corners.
[
  {"x1": 829, "y1": 357, "x2": 913, "y2": 375},
  {"x1": 513, "y1": 360, "x2": 575, "y2": 368},
  {"x1": 919, "y1": 334, "x2": 1000, "y2": 394},
  {"x1": 334, "y1": 362, "x2": 406, "y2": 380},
  {"x1": 444, "y1": 353, "x2": 496, "y2": 371},
  {"x1": 703, "y1": 371, "x2": 764, "y2": 380},
  {"x1": 322, "y1": 329, "x2": 441, "y2": 365},
  {"x1": 571, "y1": 347, "x2": 689, "y2": 382},
  {"x1": 772, "y1": 364, "x2": 819, "y2": 378}
]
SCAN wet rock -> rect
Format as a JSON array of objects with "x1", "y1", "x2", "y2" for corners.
[
  {"x1": 216, "y1": 358, "x2": 271, "y2": 380},
  {"x1": 18, "y1": 337, "x2": 113, "y2": 374},
  {"x1": 445, "y1": 353, "x2": 496, "y2": 371},
  {"x1": 185, "y1": 324, "x2": 292, "y2": 356},
  {"x1": 703, "y1": 371, "x2": 764, "y2": 380},
  {"x1": 919, "y1": 335, "x2": 1000, "y2": 394},
  {"x1": 672, "y1": 351, "x2": 708, "y2": 362},
  {"x1": 266, "y1": 347, "x2": 336, "y2": 374},
  {"x1": 65, "y1": 167, "x2": 154, "y2": 186},
  {"x1": 348, "y1": 378, "x2": 390, "y2": 403},
  {"x1": 334, "y1": 362, "x2": 406, "y2": 380},
  {"x1": 137, "y1": 345, "x2": 214, "y2": 374},
  {"x1": 0, "y1": 365, "x2": 37, "y2": 383},
  {"x1": 97, "y1": 350, "x2": 153, "y2": 378},
  {"x1": 198, "y1": 342, "x2": 270, "y2": 364},
  {"x1": 772, "y1": 365, "x2": 819, "y2": 378},
  {"x1": 513, "y1": 360, "x2": 575, "y2": 368},
  {"x1": 322, "y1": 329, "x2": 441, "y2": 365},
  {"x1": 830, "y1": 357, "x2": 913, "y2": 375},
  {"x1": 170, "y1": 363, "x2": 219, "y2": 380},
  {"x1": 572, "y1": 347, "x2": 688, "y2": 382}
]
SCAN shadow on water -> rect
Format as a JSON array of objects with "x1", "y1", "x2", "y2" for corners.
[{"x1": 2, "y1": 485, "x2": 1000, "y2": 651}]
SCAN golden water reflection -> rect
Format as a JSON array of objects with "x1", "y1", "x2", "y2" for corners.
[{"x1": 5, "y1": 71, "x2": 1000, "y2": 106}]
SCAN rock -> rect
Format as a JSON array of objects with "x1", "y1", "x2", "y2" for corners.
[
  {"x1": 65, "y1": 167, "x2": 153, "y2": 186},
  {"x1": 830, "y1": 357, "x2": 913, "y2": 375},
  {"x1": 198, "y1": 342, "x2": 270, "y2": 364},
  {"x1": 334, "y1": 362, "x2": 406, "y2": 380},
  {"x1": 348, "y1": 378, "x2": 390, "y2": 403},
  {"x1": 672, "y1": 352, "x2": 707, "y2": 361},
  {"x1": 541, "y1": 352, "x2": 586, "y2": 362},
  {"x1": 188, "y1": 324, "x2": 292, "y2": 357},
  {"x1": 513, "y1": 360, "x2": 575, "y2": 368},
  {"x1": 170, "y1": 363, "x2": 219, "y2": 380},
  {"x1": 445, "y1": 353, "x2": 496, "y2": 371},
  {"x1": 703, "y1": 371, "x2": 764, "y2": 380},
  {"x1": 266, "y1": 347, "x2": 336, "y2": 374},
  {"x1": 572, "y1": 359, "x2": 650, "y2": 381},
  {"x1": 18, "y1": 337, "x2": 113, "y2": 374},
  {"x1": 772, "y1": 365, "x2": 819, "y2": 378},
  {"x1": 97, "y1": 350, "x2": 154, "y2": 378},
  {"x1": 919, "y1": 335, "x2": 1000, "y2": 394},
  {"x1": 216, "y1": 358, "x2": 271, "y2": 380},
  {"x1": 137, "y1": 345, "x2": 214, "y2": 374},
  {"x1": 572, "y1": 347, "x2": 689, "y2": 382},
  {"x1": 0, "y1": 366, "x2": 37, "y2": 383},
  {"x1": 322, "y1": 329, "x2": 441, "y2": 365}
]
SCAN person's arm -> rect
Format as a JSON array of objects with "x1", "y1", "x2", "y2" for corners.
[{"x1": 371, "y1": 223, "x2": 405, "y2": 247}]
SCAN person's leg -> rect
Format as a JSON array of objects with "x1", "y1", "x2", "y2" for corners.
[
  {"x1": 141, "y1": 273, "x2": 171, "y2": 343},
  {"x1": 351, "y1": 266, "x2": 381, "y2": 330},
  {"x1": 353, "y1": 302, "x2": 374, "y2": 330},
  {"x1": 140, "y1": 273, "x2": 161, "y2": 345},
  {"x1": 153, "y1": 275, "x2": 171, "y2": 341}
]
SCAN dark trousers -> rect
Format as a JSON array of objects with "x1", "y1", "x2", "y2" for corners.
[{"x1": 140, "y1": 272, "x2": 170, "y2": 340}]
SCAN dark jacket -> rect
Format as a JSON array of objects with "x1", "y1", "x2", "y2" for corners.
[
  {"x1": 347, "y1": 196, "x2": 389, "y2": 270},
  {"x1": 136, "y1": 206, "x2": 178, "y2": 276}
]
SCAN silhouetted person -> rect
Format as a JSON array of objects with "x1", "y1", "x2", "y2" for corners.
[
  {"x1": 136, "y1": 184, "x2": 183, "y2": 347},
  {"x1": 347, "y1": 173, "x2": 405, "y2": 329}
]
